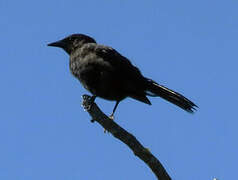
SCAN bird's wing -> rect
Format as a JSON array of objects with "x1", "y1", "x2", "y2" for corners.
[
  {"x1": 95, "y1": 45, "x2": 143, "y2": 77},
  {"x1": 95, "y1": 45, "x2": 151, "y2": 104}
]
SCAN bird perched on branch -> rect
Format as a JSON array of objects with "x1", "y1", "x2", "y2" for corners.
[{"x1": 48, "y1": 34, "x2": 197, "y2": 118}]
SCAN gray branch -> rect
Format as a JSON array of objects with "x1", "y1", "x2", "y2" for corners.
[{"x1": 82, "y1": 94, "x2": 172, "y2": 180}]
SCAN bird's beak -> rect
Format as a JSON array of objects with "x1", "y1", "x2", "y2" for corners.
[{"x1": 47, "y1": 40, "x2": 66, "y2": 48}]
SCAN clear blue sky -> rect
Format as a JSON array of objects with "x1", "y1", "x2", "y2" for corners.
[{"x1": 1, "y1": 0, "x2": 237, "y2": 179}]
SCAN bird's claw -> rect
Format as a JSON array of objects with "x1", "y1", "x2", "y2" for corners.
[
  {"x1": 82, "y1": 102, "x2": 92, "y2": 111},
  {"x1": 109, "y1": 114, "x2": 114, "y2": 120},
  {"x1": 103, "y1": 114, "x2": 114, "y2": 133},
  {"x1": 82, "y1": 95, "x2": 96, "y2": 111}
]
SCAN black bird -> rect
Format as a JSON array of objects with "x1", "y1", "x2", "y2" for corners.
[{"x1": 48, "y1": 34, "x2": 197, "y2": 118}]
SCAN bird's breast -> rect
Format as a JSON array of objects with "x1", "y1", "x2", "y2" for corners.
[
  {"x1": 69, "y1": 56, "x2": 127, "y2": 101},
  {"x1": 70, "y1": 58, "x2": 81, "y2": 77}
]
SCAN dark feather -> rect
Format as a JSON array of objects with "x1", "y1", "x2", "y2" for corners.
[{"x1": 146, "y1": 79, "x2": 198, "y2": 113}]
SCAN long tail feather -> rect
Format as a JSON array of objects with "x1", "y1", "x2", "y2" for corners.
[{"x1": 146, "y1": 79, "x2": 198, "y2": 113}]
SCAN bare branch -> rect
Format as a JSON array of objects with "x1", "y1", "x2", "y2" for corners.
[{"x1": 82, "y1": 94, "x2": 172, "y2": 180}]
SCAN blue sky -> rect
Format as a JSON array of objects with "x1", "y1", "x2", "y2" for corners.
[{"x1": 1, "y1": 0, "x2": 237, "y2": 179}]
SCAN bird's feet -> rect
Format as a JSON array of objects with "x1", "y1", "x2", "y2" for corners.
[
  {"x1": 109, "y1": 114, "x2": 114, "y2": 120},
  {"x1": 82, "y1": 95, "x2": 96, "y2": 111},
  {"x1": 104, "y1": 113, "x2": 114, "y2": 133}
]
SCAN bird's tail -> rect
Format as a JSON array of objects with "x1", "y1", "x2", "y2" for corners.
[{"x1": 145, "y1": 79, "x2": 197, "y2": 113}]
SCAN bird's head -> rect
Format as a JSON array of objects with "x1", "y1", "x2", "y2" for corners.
[{"x1": 48, "y1": 34, "x2": 96, "y2": 54}]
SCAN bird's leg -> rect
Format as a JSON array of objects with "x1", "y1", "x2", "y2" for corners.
[
  {"x1": 109, "y1": 101, "x2": 120, "y2": 120},
  {"x1": 104, "y1": 101, "x2": 120, "y2": 133},
  {"x1": 89, "y1": 95, "x2": 96, "y2": 103}
]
